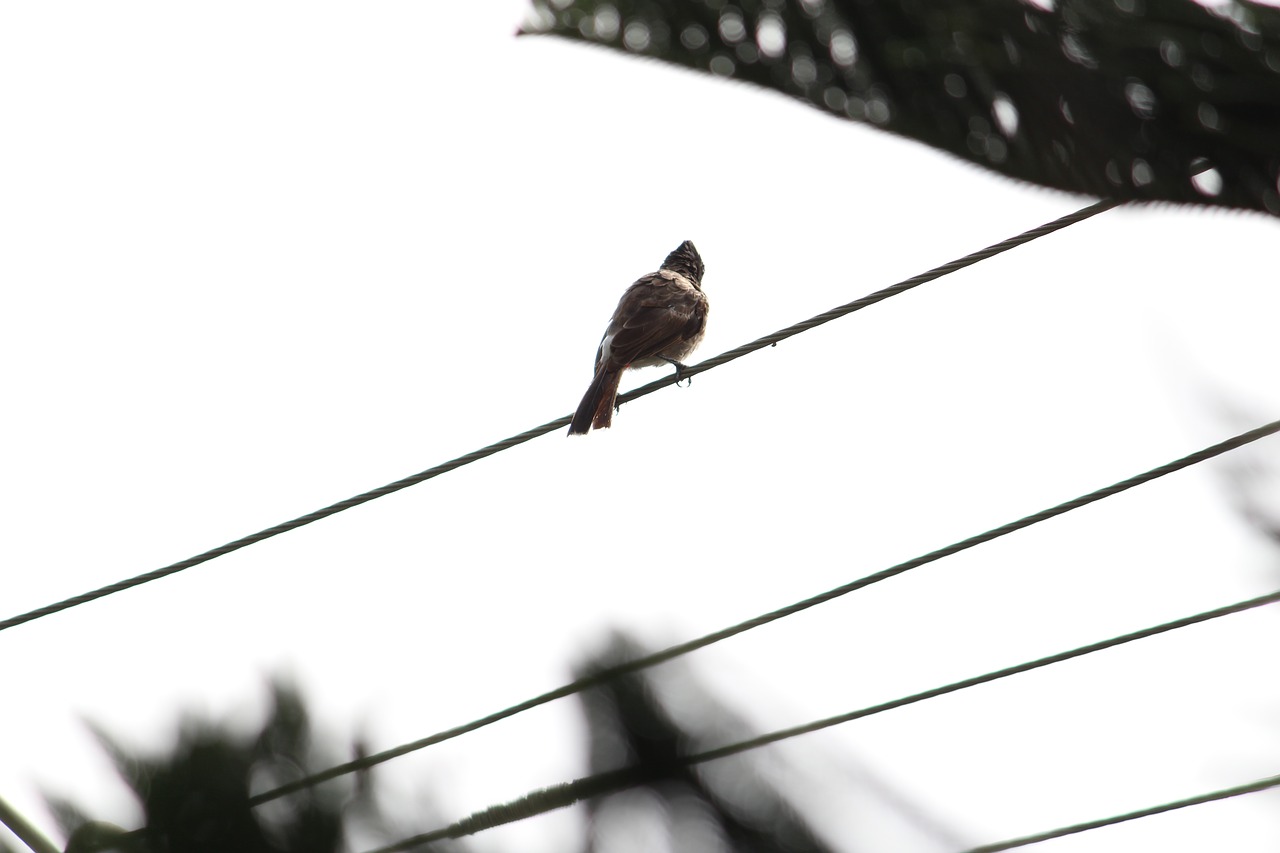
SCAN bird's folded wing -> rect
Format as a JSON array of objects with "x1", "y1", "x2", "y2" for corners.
[{"x1": 604, "y1": 282, "x2": 703, "y2": 367}]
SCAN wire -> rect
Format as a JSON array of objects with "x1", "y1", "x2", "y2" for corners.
[
  {"x1": 0, "y1": 794, "x2": 60, "y2": 853},
  {"x1": 614, "y1": 199, "x2": 1118, "y2": 405},
  {"x1": 0, "y1": 199, "x2": 1118, "y2": 635},
  {"x1": 672, "y1": 589, "x2": 1280, "y2": 764},
  {"x1": 251, "y1": 417, "x2": 1280, "y2": 806},
  {"x1": 0, "y1": 418, "x2": 564, "y2": 634},
  {"x1": 359, "y1": 589, "x2": 1280, "y2": 851},
  {"x1": 962, "y1": 773, "x2": 1280, "y2": 852}
]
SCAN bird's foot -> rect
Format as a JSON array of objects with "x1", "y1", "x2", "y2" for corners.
[{"x1": 659, "y1": 357, "x2": 692, "y2": 386}]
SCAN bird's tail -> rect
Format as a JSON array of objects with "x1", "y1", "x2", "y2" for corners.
[{"x1": 568, "y1": 366, "x2": 623, "y2": 435}]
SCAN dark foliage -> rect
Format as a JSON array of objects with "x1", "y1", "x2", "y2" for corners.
[
  {"x1": 576, "y1": 634, "x2": 838, "y2": 852},
  {"x1": 40, "y1": 645, "x2": 909, "y2": 852},
  {"x1": 523, "y1": 0, "x2": 1280, "y2": 215},
  {"x1": 46, "y1": 683, "x2": 431, "y2": 853}
]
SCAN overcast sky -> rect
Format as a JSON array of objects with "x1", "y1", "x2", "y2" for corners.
[{"x1": 2, "y1": 3, "x2": 1279, "y2": 852}]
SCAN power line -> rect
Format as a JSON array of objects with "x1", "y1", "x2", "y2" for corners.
[
  {"x1": 671, "y1": 589, "x2": 1280, "y2": 765},
  {"x1": 250, "y1": 417, "x2": 1280, "y2": 807},
  {"x1": 359, "y1": 589, "x2": 1280, "y2": 851},
  {"x1": 0, "y1": 416, "x2": 563, "y2": 634},
  {"x1": 0, "y1": 200, "x2": 1117, "y2": 636},
  {"x1": 963, "y1": 773, "x2": 1280, "y2": 852},
  {"x1": 615, "y1": 199, "x2": 1117, "y2": 403},
  {"x1": 0, "y1": 794, "x2": 59, "y2": 853}
]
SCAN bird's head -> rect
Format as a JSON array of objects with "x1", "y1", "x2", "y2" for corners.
[{"x1": 661, "y1": 240, "x2": 704, "y2": 286}]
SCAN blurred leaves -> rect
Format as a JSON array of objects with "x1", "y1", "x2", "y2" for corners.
[
  {"x1": 47, "y1": 682, "x2": 451, "y2": 853},
  {"x1": 31, "y1": 636, "x2": 962, "y2": 852},
  {"x1": 577, "y1": 633, "x2": 838, "y2": 852},
  {"x1": 523, "y1": 0, "x2": 1280, "y2": 215}
]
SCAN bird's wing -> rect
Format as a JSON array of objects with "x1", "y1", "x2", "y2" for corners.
[{"x1": 598, "y1": 273, "x2": 705, "y2": 369}]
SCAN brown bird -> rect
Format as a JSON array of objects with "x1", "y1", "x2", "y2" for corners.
[{"x1": 568, "y1": 241, "x2": 709, "y2": 435}]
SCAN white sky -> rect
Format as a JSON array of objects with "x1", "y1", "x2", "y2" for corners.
[{"x1": 2, "y1": 3, "x2": 1279, "y2": 852}]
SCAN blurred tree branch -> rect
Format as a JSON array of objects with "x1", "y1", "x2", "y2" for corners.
[{"x1": 522, "y1": 0, "x2": 1280, "y2": 215}]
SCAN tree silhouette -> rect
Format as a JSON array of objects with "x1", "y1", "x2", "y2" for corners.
[
  {"x1": 523, "y1": 0, "x2": 1280, "y2": 215},
  {"x1": 46, "y1": 682, "x2": 458, "y2": 853}
]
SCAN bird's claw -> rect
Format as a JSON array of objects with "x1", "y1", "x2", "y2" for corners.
[{"x1": 660, "y1": 357, "x2": 692, "y2": 386}]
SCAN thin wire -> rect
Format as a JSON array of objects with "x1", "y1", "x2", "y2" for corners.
[
  {"x1": 361, "y1": 589, "x2": 1280, "y2": 851},
  {"x1": 962, "y1": 773, "x2": 1280, "y2": 852},
  {"x1": 0, "y1": 417, "x2": 565, "y2": 634},
  {"x1": 615, "y1": 199, "x2": 1118, "y2": 405},
  {"x1": 0, "y1": 200, "x2": 1116, "y2": 635},
  {"x1": 675, "y1": 589, "x2": 1280, "y2": 765},
  {"x1": 0, "y1": 794, "x2": 60, "y2": 853},
  {"x1": 252, "y1": 417, "x2": 1280, "y2": 806}
]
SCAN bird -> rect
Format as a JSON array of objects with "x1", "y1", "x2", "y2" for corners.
[{"x1": 568, "y1": 240, "x2": 709, "y2": 435}]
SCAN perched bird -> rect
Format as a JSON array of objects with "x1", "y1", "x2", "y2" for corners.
[{"x1": 568, "y1": 241, "x2": 709, "y2": 435}]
